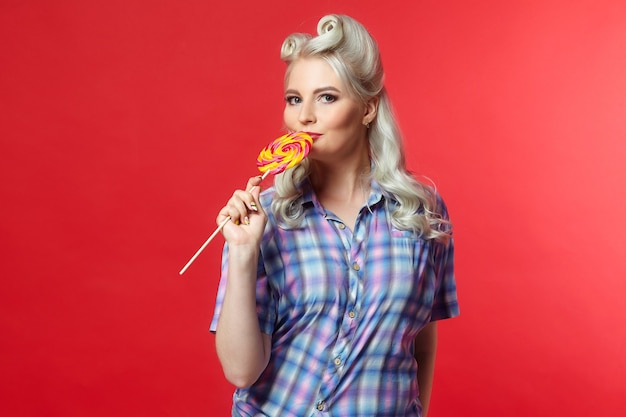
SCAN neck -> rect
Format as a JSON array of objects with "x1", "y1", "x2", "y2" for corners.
[
  {"x1": 310, "y1": 158, "x2": 372, "y2": 204},
  {"x1": 308, "y1": 160, "x2": 372, "y2": 231}
]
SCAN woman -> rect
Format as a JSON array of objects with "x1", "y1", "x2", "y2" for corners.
[{"x1": 210, "y1": 14, "x2": 459, "y2": 417}]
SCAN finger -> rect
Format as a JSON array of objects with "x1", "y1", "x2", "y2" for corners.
[
  {"x1": 236, "y1": 186, "x2": 260, "y2": 213},
  {"x1": 248, "y1": 177, "x2": 264, "y2": 212},
  {"x1": 228, "y1": 192, "x2": 253, "y2": 225},
  {"x1": 216, "y1": 192, "x2": 246, "y2": 226},
  {"x1": 217, "y1": 175, "x2": 265, "y2": 227},
  {"x1": 216, "y1": 210, "x2": 234, "y2": 228},
  {"x1": 245, "y1": 175, "x2": 264, "y2": 193}
]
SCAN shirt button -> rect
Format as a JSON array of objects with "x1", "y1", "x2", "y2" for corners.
[
  {"x1": 338, "y1": 223, "x2": 346, "y2": 230},
  {"x1": 334, "y1": 357, "x2": 342, "y2": 366},
  {"x1": 352, "y1": 262, "x2": 360, "y2": 271},
  {"x1": 348, "y1": 311, "x2": 356, "y2": 318},
  {"x1": 317, "y1": 402, "x2": 324, "y2": 411}
]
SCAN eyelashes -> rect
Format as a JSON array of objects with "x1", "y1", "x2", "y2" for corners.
[
  {"x1": 319, "y1": 94, "x2": 337, "y2": 103},
  {"x1": 284, "y1": 94, "x2": 338, "y2": 105},
  {"x1": 285, "y1": 96, "x2": 301, "y2": 105}
]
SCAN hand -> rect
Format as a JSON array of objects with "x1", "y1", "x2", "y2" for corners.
[{"x1": 217, "y1": 176, "x2": 267, "y2": 247}]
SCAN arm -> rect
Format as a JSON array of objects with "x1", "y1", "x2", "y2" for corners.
[
  {"x1": 214, "y1": 176, "x2": 272, "y2": 388},
  {"x1": 414, "y1": 321, "x2": 438, "y2": 417}
]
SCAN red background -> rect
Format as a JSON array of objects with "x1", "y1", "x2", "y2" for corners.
[{"x1": 1, "y1": 0, "x2": 625, "y2": 415}]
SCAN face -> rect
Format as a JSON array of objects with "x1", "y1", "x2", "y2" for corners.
[{"x1": 283, "y1": 58, "x2": 376, "y2": 163}]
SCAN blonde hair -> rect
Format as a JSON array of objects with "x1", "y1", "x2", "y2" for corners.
[{"x1": 273, "y1": 14, "x2": 451, "y2": 242}]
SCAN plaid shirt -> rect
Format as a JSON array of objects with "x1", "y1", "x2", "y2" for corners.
[{"x1": 210, "y1": 179, "x2": 459, "y2": 417}]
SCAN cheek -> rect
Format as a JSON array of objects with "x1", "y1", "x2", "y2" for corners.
[
  {"x1": 327, "y1": 107, "x2": 363, "y2": 130},
  {"x1": 283, "y1": 106, "x2": 296, "y2": 126}
]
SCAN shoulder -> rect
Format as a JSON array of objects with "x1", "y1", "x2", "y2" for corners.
[
  {"x1": 412, "y1": 179, "x2": 449, "y2": 217},
  {"x1": 433, "y1": 190, "x2": 451, "y2": 220}
]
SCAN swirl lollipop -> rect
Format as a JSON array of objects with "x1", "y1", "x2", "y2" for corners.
[
  {"x1": 179, "y1": 131, "x2": 318, "y2": 275},
  {"x1": 257, "y1": 131, "x2": 316, "y2": 175}
]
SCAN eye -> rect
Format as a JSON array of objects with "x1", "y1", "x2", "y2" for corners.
[
  {"x1": 285, "y1": 95, "x2": 301, "y2": 105},
  {"x1": 319, "y1": 94, "x2": 337, "y2": 103}
]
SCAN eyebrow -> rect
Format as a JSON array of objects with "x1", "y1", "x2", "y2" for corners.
[{"x1": 284, "y1": 86, "x2": 342, "y2": 95}]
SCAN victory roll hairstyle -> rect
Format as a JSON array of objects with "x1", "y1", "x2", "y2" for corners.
[{"x1": 273, "y1": 14, "x2": 451, "y2": 242}]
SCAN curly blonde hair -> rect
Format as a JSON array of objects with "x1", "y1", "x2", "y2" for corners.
[{"x1": 273, "y1": 14, "x2": 451, "y2": 242}]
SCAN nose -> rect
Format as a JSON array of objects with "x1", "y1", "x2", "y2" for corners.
[{"x1": 298, "y1": 100, "x2": 316, "y2": 125}]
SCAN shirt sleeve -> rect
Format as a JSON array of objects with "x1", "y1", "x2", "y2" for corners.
[
  {"x1": 430, "y1": 195, "x2": 460, "y2": 321},
  {"x1": 209, "y1": 241, "x2": 277, "y2": 335}
]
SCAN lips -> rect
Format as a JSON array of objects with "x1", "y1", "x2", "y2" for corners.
[{"x1": 303, "y1": 132, "x2": 322, "y2": 141}]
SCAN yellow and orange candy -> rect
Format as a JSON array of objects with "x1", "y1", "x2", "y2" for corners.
[{"x1": 256, "y1": 131, "x2": 318, "y2": 175}]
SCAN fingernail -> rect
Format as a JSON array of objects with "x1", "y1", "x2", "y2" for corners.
[
  {"x1": 244, "y1": 216, "x2": 250, "y2": 225},
  {"x1": 250, "y1": 202, "x2": 257, "y2": 211},
  {"x1": 234, "y1": 219, "x2": 240, "y2": 225}
]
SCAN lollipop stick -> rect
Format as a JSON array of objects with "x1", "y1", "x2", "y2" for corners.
[{"x1": 179, "y1": 171, "x2": 269, "y2": 275}]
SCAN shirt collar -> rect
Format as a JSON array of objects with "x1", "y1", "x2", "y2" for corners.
[{"x1": 299, "y1": 177, "x2": 387, "y2": 209}]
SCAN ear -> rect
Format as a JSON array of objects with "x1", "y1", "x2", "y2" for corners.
[{"x1": 362, "y1": 96, "x2": 379, "y2": 126}]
